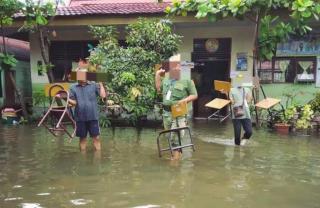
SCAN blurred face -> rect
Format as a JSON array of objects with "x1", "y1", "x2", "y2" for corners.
[
  {"x1": 169, "y1": 63, "x2": 181, "y2": 80},
  {"x1": 77, "y1": 69, "x2": 88, "y2": 85}
]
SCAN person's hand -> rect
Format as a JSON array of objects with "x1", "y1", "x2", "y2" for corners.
[
  {"x1": 220, "y1": 89, "x2": 228, "y2": 95},
  {"x1": 178, "y1": 99, "x2": 187, "y2": 104},
  {"x1": 156, "y1": 68, "x2": 166, "y2": 76}
]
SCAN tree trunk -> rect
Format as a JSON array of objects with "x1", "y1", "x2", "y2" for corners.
[
  {"x1": 253, "y1": 12, "x2": 260, "y2": 78},
  {"x1": 1, "y1": 23, "x2": 7, "y2": 54},
  {"x1": 4, "y1": 70, "x2": 15, "y2": 106},
  {"x1": 38, "y1": 28, "x2": 54, "y2": 83},
  {"x1": 253, "y1": 12, "x2": 261, "y2": 127},
  {"x1": 7, "y1": 70, "x2": 29, "y2": 121}
]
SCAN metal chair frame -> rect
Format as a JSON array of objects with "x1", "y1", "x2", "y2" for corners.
[
  {"x1": 157, "y1": 109, "x2": 195, "y2": 158},
  {"x1": 37, "y1": 84, "x2": 76, "y2": 140},
  {"x1": 254, "y1": 84, "x2": 286, "y2": 128},
  {"x1": 207, "y1": 80, "x2": 232, "y2": 122}
]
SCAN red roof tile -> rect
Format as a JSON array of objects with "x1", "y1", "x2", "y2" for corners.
[
  {"x1": 57, "y1": 1, "x2": 171, "y2": 16},
  {"x1": 69, "y1": 0, "x2": 171, "y2": 7}
]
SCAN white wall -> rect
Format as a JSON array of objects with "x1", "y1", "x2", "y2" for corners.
[{"x1": 29, "y1": 33, "x2": 49, "y2": 83}]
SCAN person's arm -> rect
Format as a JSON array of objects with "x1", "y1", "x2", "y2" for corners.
[
  {"x1": 245, "y1": 88, "x2": 252, "y2": 104},
  {"x1": 155, "y1": 69, "x2": 165, "y2": 93},
  {"x1": 68, "y1": 87, "x2": 77, "y2": 106},
  {"x1": 69, "y1": 98, "x2": 77, "y2": 106},
  {"x1": 229, "y1": 88, "x2": 236, "y2": 105},
  {"x1": 230, "y1": 94, "x2": 235, "y2": 105},
  {"x1": 98, "y1": 82, "x2": 107, "y2": 99},
  {"x1": 178, "y1": 95, "x2": 198, "y2": 104},
  {"x1": 178, "y1": 80, "x2": 198, "y2": 104}
]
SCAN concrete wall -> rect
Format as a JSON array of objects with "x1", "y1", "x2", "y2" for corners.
[
  {"x1": 176, "y1": 24, "x2": 255, "y2": 83},
  {"x1": 15, "y1": 61, "x2": 32, "y2": 99},
  {"x1": 0, "y1": 60, "x2": 32, "y2": 107},
  {"x1": 29, "y1": 27, "x2": 128, "y2": 84},
  {"x1": 29, "y1": 33, "x2": 49, "y2": 84},
  {"x1": 29, "y1": 21, "x2": 255, "y2": 84}
]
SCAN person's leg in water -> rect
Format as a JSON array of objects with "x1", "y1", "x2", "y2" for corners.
[
  {"x1": 80, "y1": 138, "x2": 87, "y2": 151},
  {"x1": 92, "y1": 136, "x2": 101, "y2": 151},
  {"x1": 163, "y1": 111, "x2": 183, "y2": 160},
  {"x1": 163, "y1": 112, "x2": 177, "y2": 159},
  {"x1": 232, "y1": 119, "x2": 242, "y2": 145},
  {"x1": 170, "y1": 117, "x2": 186, "y2": 160},
  {"x1": 89, "y1": 120, "x2": 101, "y2": 151},
  {"x1": 76, "y1": 121, "x2": 88, "y2": 151},
  {"x1": 240, "y1": 118, "x2": 252, "y2": 145}
]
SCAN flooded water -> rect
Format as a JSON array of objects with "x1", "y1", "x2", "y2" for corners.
[{"x1": 0, "y1": 121, "x2": 320, "y2": 208}]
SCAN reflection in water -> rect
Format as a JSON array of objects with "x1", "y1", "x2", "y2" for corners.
[
  {"x1": 20, "y1": 203, "x2": 43, "y2": 208},
  {"x1": 70, "y1": 198, "x2": 93, "y2": 205},
  {"x1": 131, "y1": 205, "x2": 161, "y2": 208},
  {"x1": 0, "y1": 122, "x2": 320, "y2": 207},
  {"x1": 4, "y1": 197, "x2": 23, "y2": 201}
]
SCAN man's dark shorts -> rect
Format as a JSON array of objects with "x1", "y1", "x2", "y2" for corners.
[{"x1": 76, "y1": 120, "x2": 100, "y2": 138}]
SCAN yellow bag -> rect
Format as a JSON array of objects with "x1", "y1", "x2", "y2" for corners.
[{"x1": 171, "y1": 102, "x2": 187, "y2": 119}]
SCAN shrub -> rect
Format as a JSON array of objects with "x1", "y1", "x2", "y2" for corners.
[{"x1": 88, "y1": 18, "x2": 182, "y2": 123}]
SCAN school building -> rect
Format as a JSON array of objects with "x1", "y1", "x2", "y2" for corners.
[{"x1": 12, "y1": 0, "x2": 320, "y2": 117}]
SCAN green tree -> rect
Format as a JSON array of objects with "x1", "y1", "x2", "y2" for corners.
[
  {"x1": 89, "y1": 18, "x2": 182, "y2": 124},
  {"x1": 167, "y1": 0, "x2": 320, "y2": 73},
  {"x1": 20, "y1": 0, "x2": 62, "y2": 83},
  {"x1": 0, "y1": 0, "x2": 29, "y2": 119},
  {"x1": 126, "y1": 19, "x2": 182, "y2": 61}
]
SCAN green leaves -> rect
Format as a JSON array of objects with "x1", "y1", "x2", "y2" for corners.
[
  {"x1": 21, "y1": 0, "x2": 56, "y2": 31},
  {"x1": 168, "y1": 0, "x2": 320, "y2": 62},
  {"x1": 0, "y1": 53, "x2": 17, "y2": 70},
  {"x1": 0, "y1": 0, "x2": 23, "y2": 26},
  {"x1": 126, "y1": 18, "x2": 182, "y2": 61},
  {"x1": 258, "y1": 15, "x2": 294, "y2": 60},
  {"x1": 36, "y1": 15, "x2": 48, "y2": 25},
  {"x1": 296, "y1": 104, "x2": 313, "y2": 129},
  {"x1": 89, "y1": 19, "x2": 181, "y2": 123}
]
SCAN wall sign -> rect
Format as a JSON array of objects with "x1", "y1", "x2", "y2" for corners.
[
  {"x1": 236, "y1": 52, "x2": 248, "y2": 71},
  {"x1": 277, "y1": 37, "x2": 320, "y2": 56}
]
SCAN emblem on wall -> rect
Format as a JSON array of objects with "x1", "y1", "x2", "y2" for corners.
[{"x1": 205, "y1": 38, "x2": 219, "y2": 53}]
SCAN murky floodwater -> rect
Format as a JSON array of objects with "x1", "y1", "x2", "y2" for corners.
[{"x1": 0, "y1": 121, "x2": 320, "y2": 208}]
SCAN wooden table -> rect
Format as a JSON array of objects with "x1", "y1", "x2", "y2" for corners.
[
  {"x1": 255, "y1": 98, "x2": 281, "y2": 109},
  {"x1": 205, "y1": 98, "x2": 231, "y2": 109}
]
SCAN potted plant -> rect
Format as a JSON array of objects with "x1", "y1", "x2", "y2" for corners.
[
  {"x1": 295, "y1": 104, "x2": 314, "y2": 135},
  {"x1": 274, "y1": 105, "x2": 297, "y2": 134},
  {"x1": 309, "y1": 92, "x2": 320, "y2": 122}
]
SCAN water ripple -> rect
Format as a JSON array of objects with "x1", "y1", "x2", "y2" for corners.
[
  {"x1": 4, "y1": 197, "x2": 23, "y2": 201},
  {"x1": 70, "y1": 199, "x2": 93, "y2": 205}
]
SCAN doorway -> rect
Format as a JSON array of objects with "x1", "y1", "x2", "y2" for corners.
[{"x1": 191, "y1": 38, "x2": 231, "y2": 118}]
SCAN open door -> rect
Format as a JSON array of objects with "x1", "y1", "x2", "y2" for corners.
[{"x1": 191, "y1": 38, "x2": 231, "y2": 118}]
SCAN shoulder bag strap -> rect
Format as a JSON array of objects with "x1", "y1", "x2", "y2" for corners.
[{"x1": 241, "y1": 88, "x2": 245, "y2": 107}]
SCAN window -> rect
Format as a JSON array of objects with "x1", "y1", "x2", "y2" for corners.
[
  {"x1": 49, "y1": 40, "x2": 127, "y2": 82},
  {"x1": 257, "y1": 61, "x2": 273, "y2": 83},
  {"x1": 258, "y1": 56, "x2": 317, "y2": 83}
]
